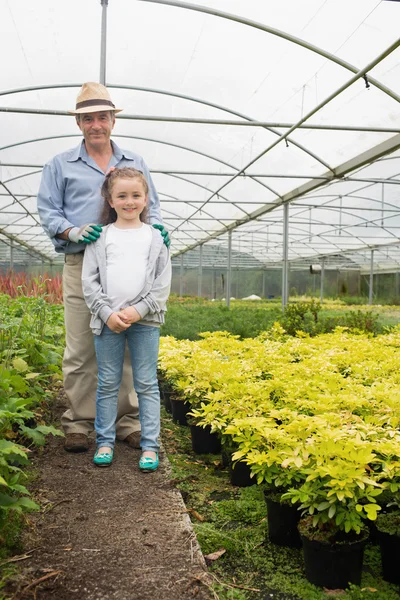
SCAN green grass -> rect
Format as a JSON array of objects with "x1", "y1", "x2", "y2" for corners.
[
  {"x1": 160, "y1": 408, "x2": 400, "y2": 600},
  {"x1": 161, "y1": 302, "x2": 282, "y2": 340},
  {"x1": 161, "y1": 298, "x2": 400, "y2": 340}
]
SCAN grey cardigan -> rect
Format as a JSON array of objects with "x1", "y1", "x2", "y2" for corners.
[{"x1": 82, "y1": 224, "x2": 171, "y2": 335}]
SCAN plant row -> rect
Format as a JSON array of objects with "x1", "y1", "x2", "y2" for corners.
[
  {"x1": 0, "y1": 271, "x2": 63, "y2": 304},
  {"x1": 158, "y1": 327, "x2": 400, "y2": 587},
  {"x1": 0, "y1": 294, "x2": 64, "y2": 529}
]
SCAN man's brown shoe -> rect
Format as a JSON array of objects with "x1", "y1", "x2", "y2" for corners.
[
  {"x1": 64, "y1": 433, "x2": 89, "y2": 453},
  {"x1": 123, "y1": 431, "x2": 141, "y2": 449}
]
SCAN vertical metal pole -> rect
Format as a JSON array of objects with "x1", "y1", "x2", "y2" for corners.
[
  {"x1": 99, "y1": 0, "x2": 109, "y2": 84},
  {"x1": 282, "y1": 203, "x2": 289, "y2": 309},
  {"x1": 213, "y1": 269, "x2": 217, "y2": 299},
  {"x1": 396, "y1": 271, "x2": 399, "y2": 299},
  {"x1": 320, "y1": 258, "x2": 325, "y2": 302},
  {"x1": 262, "y1": 270, "x2": 266, "y2": 298},
  {"x1": 226, "y1": 231, "x2": 232, "y2": 309},
  {"x1": 10, "y1": 239, "x2": 14, "y2": 271},
  {"x1": 198, "y1": 245, "x2": 203, "y2": 298},
  {"x1": 369, "y1": 249, "x2": 374, "y2": 305},
  {"x1": 179, "y1": 254, "x2": 184, "y2": 297}
]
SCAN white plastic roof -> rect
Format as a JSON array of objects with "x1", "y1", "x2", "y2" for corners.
[{"x1": 0, "y1": 0, "x2": 400, "y2": 270}]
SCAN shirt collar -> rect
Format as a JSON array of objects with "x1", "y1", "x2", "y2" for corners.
[{"x1": 111, "y1": 140, "x2": 136, "y2": 162}]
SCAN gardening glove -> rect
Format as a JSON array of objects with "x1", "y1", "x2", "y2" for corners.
[
  {"x1": 68, "y1": 224, "x2": 103, "y2": 244},
  {"x1": 152, "y1": 224, "x2": 170, "y2": 248}
]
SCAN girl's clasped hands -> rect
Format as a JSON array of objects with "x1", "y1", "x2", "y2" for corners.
[{"x1": 106, "y1": 306, "x2": 141, "y2": 332}]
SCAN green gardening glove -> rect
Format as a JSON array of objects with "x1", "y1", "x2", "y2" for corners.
[
  {"x1": 68, "y1": 224, "x2": 103, "y2": 244},
  {"x1": 152, "y1": 224, "x2": 170, "y2": 248}
]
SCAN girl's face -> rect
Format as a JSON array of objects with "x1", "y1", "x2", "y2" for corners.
[{"x1": 108, "y1": 177, "x2": 147, "y2": 227}]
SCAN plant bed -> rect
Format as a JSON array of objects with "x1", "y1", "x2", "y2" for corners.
[{"x1": 160, "y1": 406, "x2": 400, "y2": 600}]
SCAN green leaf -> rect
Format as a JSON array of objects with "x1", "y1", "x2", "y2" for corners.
[
  {"x1": 25, "y1": 372, "x2": 41, "y2": 380},
  {"x1": 15, "y1": 497, "x2": 39, "y2": 511},
  {"x1": 12, "y1": 357, "x2": 29, "y2": 372},
  {"x1": 328, "y1": 504, "x2": 336, "y2": 518},
  {"x1": 19, "y1": 425, "x2": 46, "y2": 446}
]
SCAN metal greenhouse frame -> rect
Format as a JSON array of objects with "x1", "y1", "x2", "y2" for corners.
[{"x1": 1, "y1": 0, "x2": 399, "y2": 306}]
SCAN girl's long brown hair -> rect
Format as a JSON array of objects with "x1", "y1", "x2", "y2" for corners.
[{"x1": 100, "y1": 167, "x2": 149, "y2": 225}]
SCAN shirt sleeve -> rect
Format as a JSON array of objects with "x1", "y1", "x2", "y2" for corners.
[
  {"x1": 37, "y1": 161, "x2": 76, "y2": 250},
  {"x1": 136, "y1": 157, "x2": 163, "y2": 225}
]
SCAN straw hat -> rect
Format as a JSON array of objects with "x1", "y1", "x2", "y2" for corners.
[{"x1": 70, "y1": 82, "x2": 123, "y2": 115}]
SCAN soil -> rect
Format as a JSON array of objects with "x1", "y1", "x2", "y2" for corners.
[{"x1": 5, "y1": 393, "x2": 212, "y2": 600}]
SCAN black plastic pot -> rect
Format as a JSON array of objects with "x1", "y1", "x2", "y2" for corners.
[
  {"x1": 190, "y1": 424, "x2": 221, "y2": 455},
  {"x1": 229, "y1": 461, "x2": 255, "y2": 488},
  {"x1": 160, "y1": 388, "x2": 172, "y2": 413},
  {"x1": 377, "y1": 529, "x2": 400, "y2": 584},
  {"x1": 264, "y1": 493, "x2": 301, "y2": 548},
  {"x1": 170, "y1": 398, "x2": 190, "y2": 426},
  {"x1": 300, "y1": 533, "x2": 368, "y2": 589},
  {"x1": 221, "y1": 449, "x2": 231, "y2": 468}
]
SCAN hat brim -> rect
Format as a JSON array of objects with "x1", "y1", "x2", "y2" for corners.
[{"x1": 69, "y1": 105, "x2": 123, "y2": 115}]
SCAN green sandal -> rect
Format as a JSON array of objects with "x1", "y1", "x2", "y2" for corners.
[
  {"x1": 93, "y1": 448, "x2": 113, "y2": 467},
  {"x1": 139, "y1": 453, "x2": 159, "y2": 472}
]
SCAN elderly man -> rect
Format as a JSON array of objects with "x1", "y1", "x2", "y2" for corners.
[{"x1": 38, "y1": 82, "x2": 168, "y2": 452}]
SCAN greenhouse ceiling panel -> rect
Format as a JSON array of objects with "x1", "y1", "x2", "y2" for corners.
[{"x1": 0, "y1": 0, "x2": 399, "y2": 269}]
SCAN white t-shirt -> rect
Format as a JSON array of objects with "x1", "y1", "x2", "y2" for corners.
[{"x1": 106, "y1": 223, "x2": 152, "y2": 312}]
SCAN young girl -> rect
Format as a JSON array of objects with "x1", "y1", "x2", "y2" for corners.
[{"x1": 82, "y1": 167, "x2": 171, "y2": 471}]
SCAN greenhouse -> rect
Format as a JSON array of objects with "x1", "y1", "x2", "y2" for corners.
[
  {"x1": 1, "y1": 0, "x2": 400, "y2": 304},
  {"x1": 1, "y1": 1, "x2": 400, "y2": 599}
]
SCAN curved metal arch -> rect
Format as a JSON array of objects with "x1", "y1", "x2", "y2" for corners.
[
  {"x1": 138, "y1": 0, "x2": 400, "y2": 105},
  {"x1": 161, "y1": 173, "x2": 256, "y2": 222},
  {"x1": 158, "y1": 191, "x2": 229, "y2": 232},
  {"x1": 251, "y1": 200, "x2": 400, "y2": 243},
  {"x1": 0, "y1": 133, "x2": 235, "y2": 171},
  {"x1": 293, "y1": 193, "x2": 400, "y2": 216},
  {"x1": 231, "y1": 199, "x2": 400, "y2": 265},
  {"x1": 0, "y1": 132, "x2": 282, "y2": 201},
  {"x1": 291, "y1": 175, "x2": 400, "y2": 223},
  {"x1": 258, "y1": 208, "x2": 399, "y2": 256},
  {"x1": 230, "y1": 225, "x2": 336, "y2": 262},
  {"x1": 1, "y1": 167, "x2": 241, "y2": 238},
  {"x1": 0, "y1": 84, "x2": 333, "y2": 173},
  {"x1": 0, "y1": 140, "x2": 270, "y2": 223}
]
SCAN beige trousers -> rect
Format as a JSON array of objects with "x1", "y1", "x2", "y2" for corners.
[{"x1": 61, "y1": 253, "x2": 140, "y2": 437}]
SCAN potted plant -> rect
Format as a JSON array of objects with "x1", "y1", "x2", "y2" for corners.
[
  {"x1": 284, "y1": 437, "x2": 382, "y2": 589},
  {"x1": 226, "y1": 414, "x2": 307, "y2": 547}
]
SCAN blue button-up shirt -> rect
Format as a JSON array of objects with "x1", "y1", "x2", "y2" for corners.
[{"x1": 37, "y1": 140, "x2": 162, "y2": 253}]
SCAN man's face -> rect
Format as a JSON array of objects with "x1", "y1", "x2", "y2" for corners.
[{"x1": 77, "y1": 111, "x2": 115, "y2": 149}]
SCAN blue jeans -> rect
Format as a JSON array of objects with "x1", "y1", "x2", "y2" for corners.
[{"x1": 94, "y1": 323, "x2": 160, "y2": 451}]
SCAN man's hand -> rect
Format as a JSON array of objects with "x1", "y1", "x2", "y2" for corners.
[
  {"x1": 152, "y1": 224, "x2": 170, "y2": 248},
  {"x1": 68, "y1": 224, "x2": 103, "y2": 244},
  {"x1": 106, "y1": 312, "x2": 131, "y2": 333},
  {"x1": 120, "y1": 306, "x2": 141, "y2": 324}
]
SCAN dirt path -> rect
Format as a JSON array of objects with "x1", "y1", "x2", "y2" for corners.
[{"x1": 7, "y1": 395, "x2": 211, "y2": 600}]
